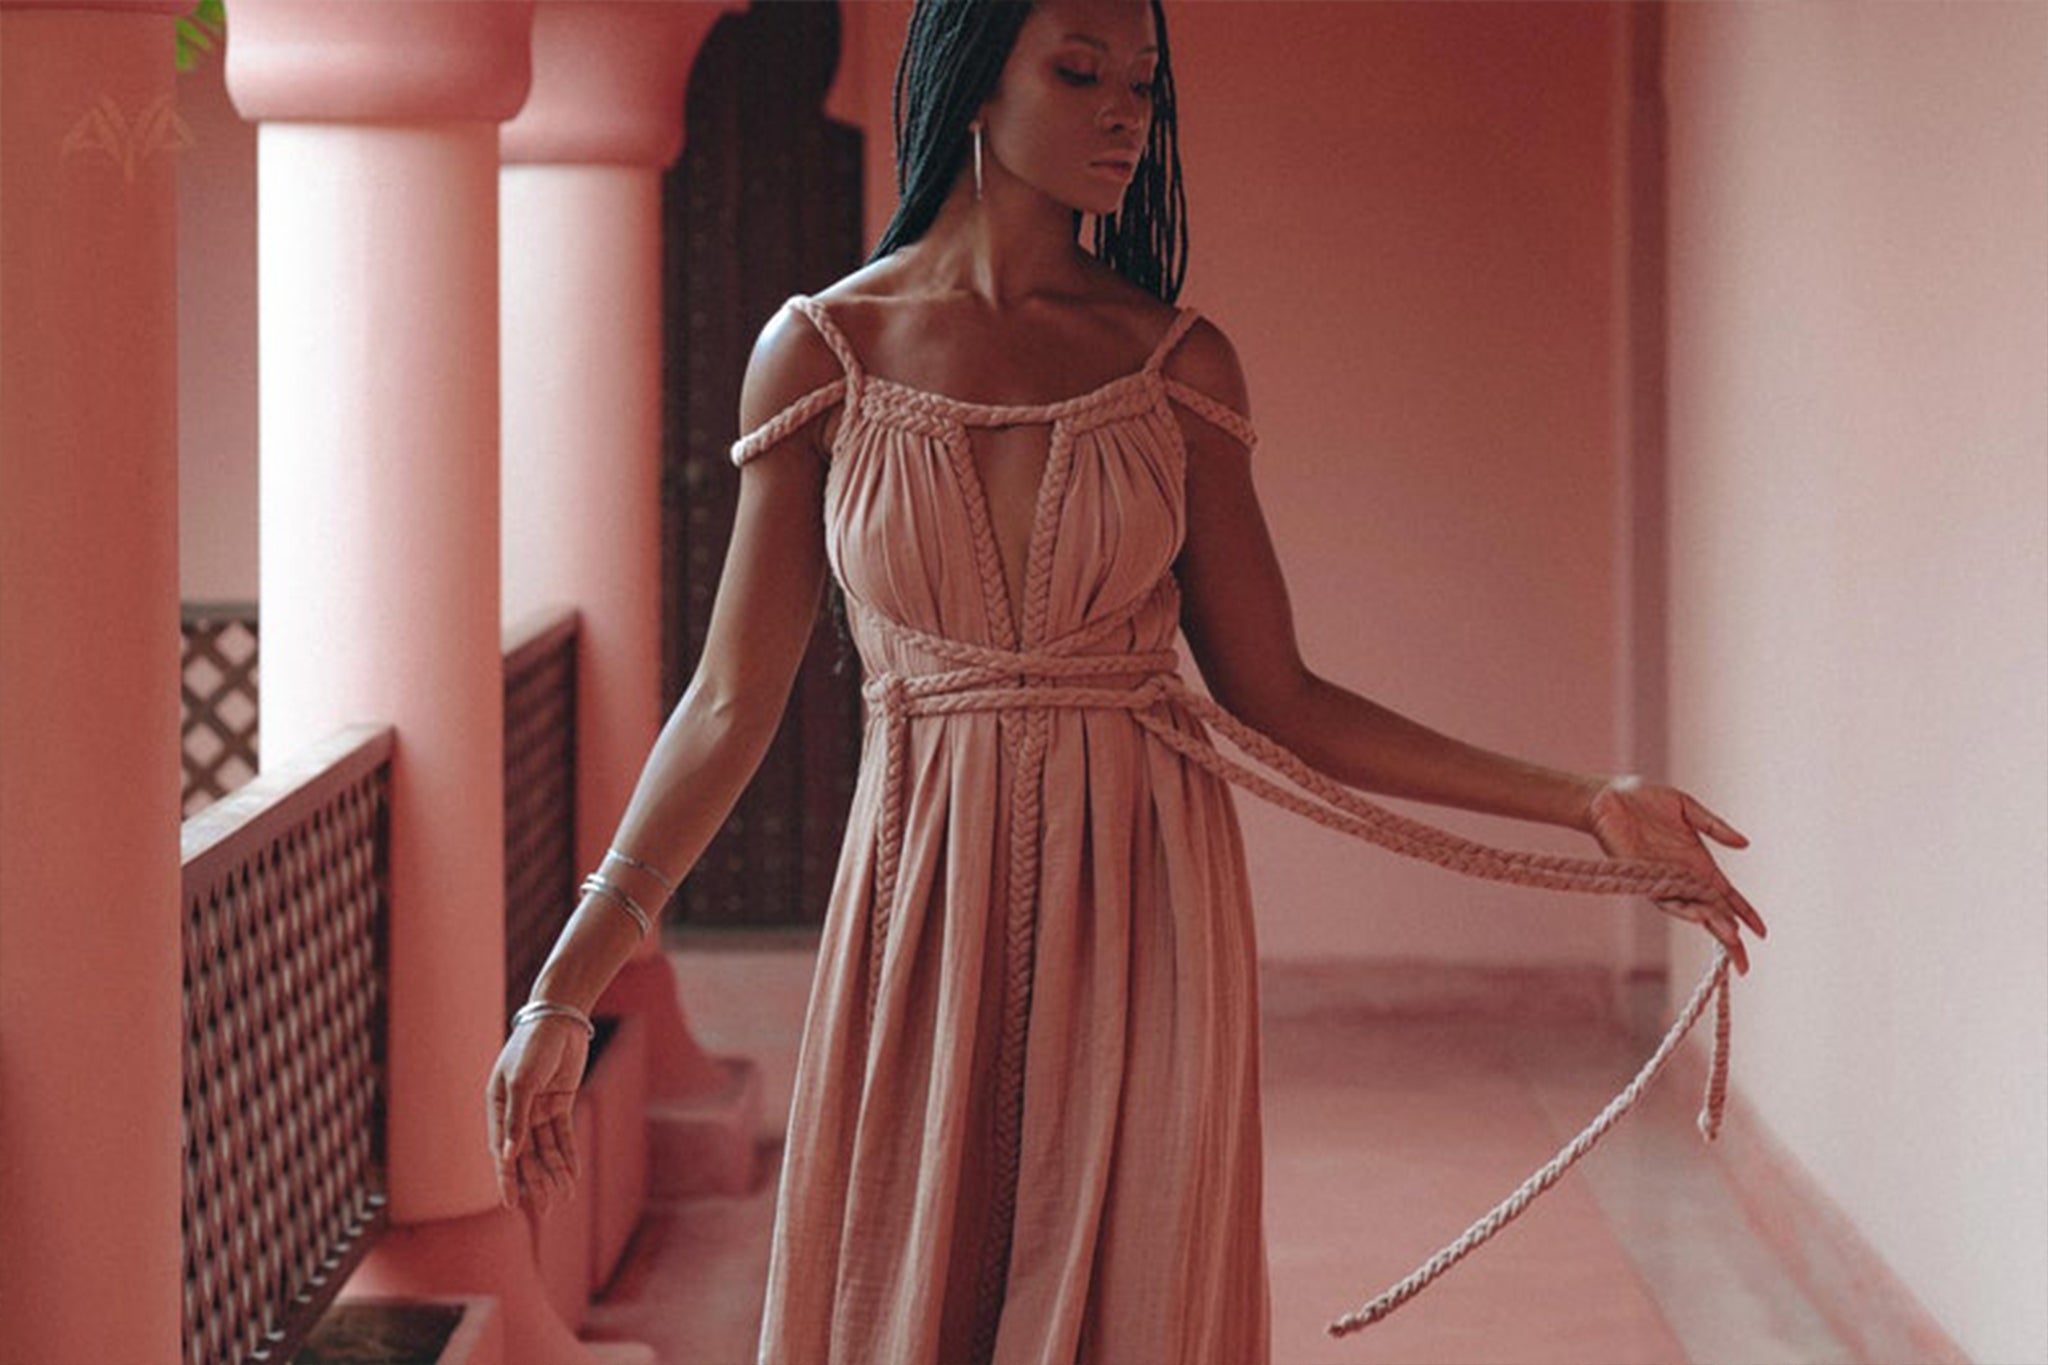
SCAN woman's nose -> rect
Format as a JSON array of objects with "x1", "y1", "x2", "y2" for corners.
[{"x1": 1101, "y1": 86, "x2": 1146, "y2": 131}]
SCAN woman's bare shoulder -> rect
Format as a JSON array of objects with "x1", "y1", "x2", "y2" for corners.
[
  {"x1": 1073, "y1": 258, "x2": 1182, "y2": 351},
  {"x1": 1161, "y1": 313, "x2": 1250, "y2": 416},
  {"x1": 809, "y1": 254, "x2": 917, "y2": 311},
  {"x1": 736, "y1": 300, "x2": 846, "y2": 452}
]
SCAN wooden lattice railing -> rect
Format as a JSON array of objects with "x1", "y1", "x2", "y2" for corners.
[
  {"x1": 181, "y1": 602, "x2": 260, "y2": 816},
  {"x1": 179, "y1": 598, "x2": 584, "y2": 1016},
  {"x1": 502, "y1": 606, "x2": 580, "y2": 1021},
  {"x1": 180, "y1": 724, "x2": 393, "y2": 1365}
]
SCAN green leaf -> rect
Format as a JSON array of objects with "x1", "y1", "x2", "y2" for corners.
[{"x1": 174, "y1": 0, "x2": 226, "y2": 74}]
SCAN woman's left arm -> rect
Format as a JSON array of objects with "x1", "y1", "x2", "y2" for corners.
[{"x1": 1167, "y1": 321, "x2": 1766, "y2": 968}]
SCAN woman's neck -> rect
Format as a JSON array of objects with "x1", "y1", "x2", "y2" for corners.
[{"x1": 906, "y1": 179, "x2": 1100, "y2": 310}]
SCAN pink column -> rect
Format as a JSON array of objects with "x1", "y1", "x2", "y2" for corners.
[
  {"x1": 500, "y1": 0, "x2": 758, "y2": 1152},
  {"x1": 226, "y1": 6, "x2": 607, "y2": 1362},
  {"x1": 1612, "y1": 0, "x2": 1673, "y2": 1035},
  {"x1": 0, "y1": 5, "x2": 187, "y2": 1360}
]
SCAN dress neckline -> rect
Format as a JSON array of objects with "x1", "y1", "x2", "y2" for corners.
[
  {"x1": 790, "y1": 293, "x2": 1198, "y2": 424},
  {"x1": 862, "y1": 366, "x2": 1159, "y2": 424}
]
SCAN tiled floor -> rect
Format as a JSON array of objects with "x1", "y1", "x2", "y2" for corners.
[{"x1": 581, "y1": 939, "x2": 1851, "y2": 1365}]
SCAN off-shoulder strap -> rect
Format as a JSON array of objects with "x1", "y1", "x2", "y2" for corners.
[
  {"x1": 1150, "y1": 305, "x2": 1257, "y2": 450},
  {"x1": 1163, "y1": 377, "x2": 1258, "y2": 452},
  {"x1": 728, "y1": 295, "x2": 862, "y2": 467},
  {"x1": 728, "y1": 376, "x2": 847, "y2": 467}
]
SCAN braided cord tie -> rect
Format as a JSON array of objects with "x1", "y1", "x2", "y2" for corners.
[
  {"x1": 852, "y1": 586, "x2": 1734, "y2": 1344},
  {"x1": 1326, "y1": 944, "x2": 1731, "y2": 1336}
]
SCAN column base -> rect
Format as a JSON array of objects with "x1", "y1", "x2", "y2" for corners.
[
  {"x1": 598, "y1": 951, "x2": 765, "y2": 1197},
  {"x1": 339, "y1": 1204, "x2": 648, "y2": 1365},
  {"x1": 648, "y1": 1056, "x2": 764, "y2": 1198},
  {"x1": 596, "y1": 949, "x2": 729, "y2": 1097}
]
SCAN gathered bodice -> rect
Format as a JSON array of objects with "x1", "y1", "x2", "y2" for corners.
[{"x1": 730, "y1": 293, "x2": 1257, "y2": 689}]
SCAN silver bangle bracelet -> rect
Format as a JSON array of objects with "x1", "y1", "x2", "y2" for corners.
[
  {"x1": 580, "y1": 873, "x2": 653, "y2": 938},
  {"x1": 511, "y1": 998, "x2": 595, "y2": 1039},
  {"x1": 603, "y1": 845, "x2": 678, "y2": 896}
]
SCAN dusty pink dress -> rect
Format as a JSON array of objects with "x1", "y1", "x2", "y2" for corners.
[
  {"x1": 725, "y1": 293, "x2": 1741, "y2": 1361},
  {"x1": 729, "y1": 294, "x2": 1271, "y2": 1365}
]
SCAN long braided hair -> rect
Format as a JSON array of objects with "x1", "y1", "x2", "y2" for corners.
[{"x1": 867, "y1": 0, "x2": 1189, "y2": 303}]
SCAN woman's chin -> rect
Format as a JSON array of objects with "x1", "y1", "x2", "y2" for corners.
[{"x1": 1071, "y1": 188, "x2": 1132, "y2": 218}]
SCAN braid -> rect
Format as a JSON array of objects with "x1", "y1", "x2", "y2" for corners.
[
  {"x1": 1088, "y1": 0, "x2": 1186, "y2": 300},
  {"x1": 869, "y1": 0, "x2": 1188, "y2": 303}
]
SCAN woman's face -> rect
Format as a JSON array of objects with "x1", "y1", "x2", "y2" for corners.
[{"x1": 977, "y1": 0, "x2": 1159, "y2": 217}]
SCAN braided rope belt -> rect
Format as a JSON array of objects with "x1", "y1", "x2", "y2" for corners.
[{"x1": 854, "y1": 594, "x2": 1733, "y2": 1339}]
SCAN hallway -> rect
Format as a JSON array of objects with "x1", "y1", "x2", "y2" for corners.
[
  {"x1": 1, "y1": 3, "x2": 2036, "y2": 1361},
  {"x1": 580, "y1": 942, "x2": 1853, "y2": 1365}
]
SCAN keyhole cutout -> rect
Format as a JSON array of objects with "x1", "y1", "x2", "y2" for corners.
[{"x1": 964, "y1": 421, "x2": 1056, "y2": 640}]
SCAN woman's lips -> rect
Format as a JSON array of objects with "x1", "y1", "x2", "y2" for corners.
[{"x1": 1090, "y1": 158, "x2": 1136, "y2": 178}]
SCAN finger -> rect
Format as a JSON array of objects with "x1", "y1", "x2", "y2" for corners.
[
  {"x1": 502, "y1": 1077, "x2": 533, "y2": 1164},
  {"x1": 1730, "y1": 886, "x2": 1767, "y2": 938},
  {"x1": 551, "y1": 1112, "x2": 580, "y2": 1182},
  {"x1": 488, "y1": 1099, "x2": 510, "y2": 1204},
  {"x1": 519, "y1": 1147, "x2": 553, "y2": 1211},
  {"x1": 499, "y1": 1148, "x2": 527, "y2": 1207},
  {"x1": 1700, "y1": 912, "x2": 1746, "y2": 975},
  {"x1": 1683, "y1": 794, "x2": 1749, "y2": 848},
  {"x1": 534, "y1": 1132, "x2": 570, "y2": 1199},
  {"x1": 486, "y1": 1070, "x2": 505, "y2": 1162},
  {"x1": 533, "y1": 1115, "x2": 567, "y2": 1183},
  {"x1": 540, "y1": 1111, "x2": 580, "y2": 1188},
  {"x1": 1655, "y1": 895, "x2": 1701, "y2": 926},
  {"x1": 1722, "y1": 920, "x2": 1750, "y2": 976}
]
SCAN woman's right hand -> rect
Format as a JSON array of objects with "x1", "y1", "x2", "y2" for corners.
[{"x1": 485, "y1": 1016, "x2": 590, "y2": 1213}]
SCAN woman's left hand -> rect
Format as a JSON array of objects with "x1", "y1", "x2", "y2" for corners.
[{"x1": 1586, "y1": 775, "x2": 1768, "y2": 975}]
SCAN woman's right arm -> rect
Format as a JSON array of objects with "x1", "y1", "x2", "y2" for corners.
[
  {"x1": 520, "y1": 304, "x2": 841, "y2": 1017},
  {"x1": 489, "y1": 306, "x2": 842, "y2": 1210}
]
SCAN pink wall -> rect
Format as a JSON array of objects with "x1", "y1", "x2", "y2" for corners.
[
  {"x1": 1664, "y1": 4, "x2": 2048, "y2": 1360},
  {"x1": 175, "y1": 45, "x2": 258, "y2": 601},
  {"x1": 844, "y1": 2, "x2": 1653, "y2": 971}
]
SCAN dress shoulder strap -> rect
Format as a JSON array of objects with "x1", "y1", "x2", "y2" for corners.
[
  {"x1": 1148, "y1": 302, "x2": 1257, "y2": 451},
  {"x1": 1142, "y1": 304, "x2": 1204, "y2": 372},
  {"x1": 786, "y1": 294, "x2": 864, "y2": 383},
  {"x1": 1163, "y1": 377, "x2": 1258, "y2": 452},
  {"x1": 728, "y1": 295, "x2": 860, "y2": 467},
  {"x1": 729, "y1": 376, "x2": 847, "y2": 467}
]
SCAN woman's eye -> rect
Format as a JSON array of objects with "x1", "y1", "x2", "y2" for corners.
[{"x1": 1056, "y1": 65, "x2": 1153, "y2": 100}]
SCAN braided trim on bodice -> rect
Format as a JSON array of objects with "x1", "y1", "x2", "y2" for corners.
[{"x1": 727, "y1": 293, "x2": 1261, "y2": 463}]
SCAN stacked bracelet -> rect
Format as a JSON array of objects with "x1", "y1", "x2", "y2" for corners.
[
  {"x1": 577, "y1": 843, "x2": 676, "y2": 940},
  {"x1": 604, "y1": 845, "x2": 677, "y2": 896},
  {"x1": 511, "y1": 998, "x2": 595, "y2": 1039},
  {"x1": 580, "y1": 873, "x2": 653, "y2": 938}
]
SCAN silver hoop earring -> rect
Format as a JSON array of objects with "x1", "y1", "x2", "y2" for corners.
[{"x1": 972, "y1": 123, "x2": 984, "y2": 201}]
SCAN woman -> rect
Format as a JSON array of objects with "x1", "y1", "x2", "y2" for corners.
[{"x1": 487, "y1": 1, "x2": 1766, "y2": 1360}]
